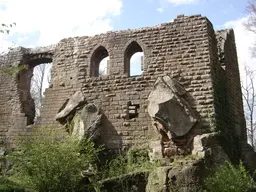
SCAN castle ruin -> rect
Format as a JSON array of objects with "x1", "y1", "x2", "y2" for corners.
[{"x1": 1, "y1": 15, "x2": 256, "y2": 188}]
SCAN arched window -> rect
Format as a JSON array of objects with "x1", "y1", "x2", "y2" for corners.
[
  {"x1": 17, "y1": 56, "x2": 52, "y2": 125},
  {"x1": 124, "y1": 41, "x2": 144, "y2": 76},
  {"x1": 30, "y1": 63, "x2": 52, "y2": 123},
  {"x1": 90, "y1": 46, "x2": 109, "y2": 77}
]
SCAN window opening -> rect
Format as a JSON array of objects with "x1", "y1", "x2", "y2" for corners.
[
  {"x1": 91, "y1": 46, "x2": 109, "y2": 77},
  {"x1": 30, "y1": 63, "x2": 52, "y2": 124},
  {"x1": 130, "y1": 52, "x2": 144, "y2": 76},
  {"x1": 127, "y1": 101, "x2": 140, "y2": 119},
  {"x1": 124, "y1": 41, "x2": 144, "y2": 76}
]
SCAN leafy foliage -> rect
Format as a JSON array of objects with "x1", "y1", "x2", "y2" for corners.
[
  {"x1": 0, "y1": 22, "x2": 26, "y2": 79},
  {"x1": 100, "y1": 148, "x2": 158, "y2": 180},
  {"x1": 205, "y1": 161, "x2": 256, "y2": 192},
  {"x1": 0, "y1": 23, "x2": 16, "y2": 34},
  {"x1": 0, "y1": 177, "x2": 25, "y2": 192},
  {"x1": 0, "y1": 64, "x2": 28, "y2": 77},
  {"x1": 6, "y1": 127, "x2": 101, "y2": 192}
]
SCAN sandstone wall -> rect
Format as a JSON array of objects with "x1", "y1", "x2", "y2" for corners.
[
  {"x1": 0, "y1": 14, "x2": 246, "y2": 151},
  {"x1": 216, "y1": 29, "x2": 246, "y2": 140},
  {"x1": 0, "y1": 48, "x2": 27, "y2": 148},
  {"x1": 41, "y1": 15, "x2": 216, "y2": 149},
  {"x1": 0, "y1": 47, "x2": 53, "y2": 147}
]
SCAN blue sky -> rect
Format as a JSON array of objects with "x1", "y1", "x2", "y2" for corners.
[
  {"x1": 0, "y1": 0, "x2": 250, "y2": 47},
  {"x1": 0, "y1": 0, "x2": 254, "y2": 78},
  {"x1": 116, "y1": 0, "x2": 247, "y2": 30}
]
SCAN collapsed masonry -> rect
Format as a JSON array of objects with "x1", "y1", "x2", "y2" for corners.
[{"x1": 1, "y1": 14, "x2": 256, "y2": 189}]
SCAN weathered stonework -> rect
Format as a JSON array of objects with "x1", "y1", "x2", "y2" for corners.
[{"x1": 0, "y1": 14, "x2": 250, "y2": 163}]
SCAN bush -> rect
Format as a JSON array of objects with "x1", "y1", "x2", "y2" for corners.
[
  {"x1": 100, "y1": 148, "x2": 157, "y2": 180},
  {"x1": 0, "y1": 177, "x2": 25, "y2": 192},
  {"x1": 7, "y1": 127, "x2": 101, "y2": 192},
  {"x1": 205, "y1": 161, "x2": 256, "y2": 192}
]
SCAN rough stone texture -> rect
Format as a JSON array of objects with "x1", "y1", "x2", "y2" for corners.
[
  {"x1": 148, "y1": 76, "x2": 197, "y2": 137},
  {"x1": 72, "y1": 103, "x2": 102, "y2": 140},
  {"x1": 192, "y1": 132, "x2": 228, "y2": 165},
  {"x1": 41, "y1": 14, "x2": 222, "y2": 151},
  {"x1": 146, "y1": 162, "x2": 205, "y2": 192},
  {"x1": 148, "y1": 140, "x2": 163, "y2": 161},
  {"x1": 55, "y1": 90, "x2": 86, "y2": 122},
  {"x1": 147, "y1": 76, "x2": 198, "y2": 159},
  {"x1": 215, "y1": 29, "x2": 245, "y2": 134},
  {"x1": 0, "y1": 14, "x2": 247, "y2": 156},
  {"x1": 146, "y1": 132, "x2": 227, "y2": 192},
  {"x1": 146, "y1": 166, "x2": 170, "y2": 192}
]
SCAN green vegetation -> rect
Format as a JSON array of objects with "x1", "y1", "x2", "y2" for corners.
[
  {"x1": 4, "y1": 127, "x2": 101, "y2": 192},
  {"x1": 0, "y1": 22, "x2": 27, "y2": 79},
  {"x1": 0, "y1": 126, "x2": 158, "y2": 192},
  {"x1": 1, "y1": 126, "x2": 256, "y2": 192},
  {"x1": 0, "y1": 177, "x2": 24, "y2": 192},
  {"x1": 97, "y1": 148, "x2": 155, "y2": 192},
  {"x1": 0, "y1": 23, "x2": 16, "y2": 35},
  {"x1": 0, "y1": 64, "x2": 28, "y2": 77},
  {"x1": 205, "y1": 161, "x2": 256, "y2": 192},
  {"x1": 100, "y1": 148, "x2": 157, "y2": 180}
]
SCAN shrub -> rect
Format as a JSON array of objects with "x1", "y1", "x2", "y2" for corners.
[
  {"x1": 205, "y1": 161, "x2": 256, "y2": 192},
  {"x1": 7, "y1": 127, "x2": 101, "y2": 192},
  {"x1": 100, "y1": 148, "x2": 157, "y2": 180},
  {"x1": 0, "y1": 177, "x2": 25, "y2": 192}
]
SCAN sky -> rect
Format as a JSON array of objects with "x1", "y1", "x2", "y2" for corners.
[{"x1": 0, "y1": 0, "x2": 255, "y2": 81}]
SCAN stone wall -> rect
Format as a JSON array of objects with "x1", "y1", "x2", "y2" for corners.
[
  {"x1": 0, "y1": 46, "x2": 54, "y2": 148},
  {"x1": 215, "y1": 29, "x2": 246, "y2": 140},
  {"x1": 0, "y1": 14, "x2": 247, "y2": 153},
  {"x1": 212, "y1": 29, "x2": 246, "y2": 161}
]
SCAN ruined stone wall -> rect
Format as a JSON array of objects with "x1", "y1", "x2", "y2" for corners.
[
  {"x1": 40, "y1": 38, "x2": 83, "y2": 125},
  {"x1": 216, "y1": 29, "x2": 246, "y2": 140},
  {"x1": 40, "y1": 14, "x2": 217, "y2": 149},
  {"x1": 0, "y1": 47, "x2": 54, "y2": 148},
  {"x1": 0, "y1": 14, "x2": 246, "y2": 152},
  {"x1": 0, "y1": 48, "x2": 28, "y2": 148},
  {"x1": 207, "y1": 29, "x2": 247, "y2": 161}
]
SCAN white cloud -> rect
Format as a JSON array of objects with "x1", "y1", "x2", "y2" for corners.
[
  {"x1": 0, "y1": 0, "x2": 122, "y2": 47},
  {"x1": 167, "y1": 0, "x2": 198, "y2": 5},
  {"x1": 0, "y1": 34, "x2": 13, "y2": 53},
  {"x1": 223, "y1": 17, "x2": 256, "y2": 79},
  {"x1": 156, "y1": 8, "x2": 164, "y2": 13}
]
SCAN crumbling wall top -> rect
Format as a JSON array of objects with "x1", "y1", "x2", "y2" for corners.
[
  {"x1": 216, "y1": 28, "x2": 234, "y2": 52},
  {"x1": 25, "y1": 44, "x2": 56, "y2": 55}
]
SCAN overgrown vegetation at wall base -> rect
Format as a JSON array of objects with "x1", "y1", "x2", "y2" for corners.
[
  {"x1": 205, "y1": 161, "x2": 256, "y2": 192},
  {"x1": 5, "y1": 127, "x2": 101, "y2": 192},
  {"x1": 0, "y1": 126, "x2": 158, "y2": 192},
  {"x1": 99, "y1": 148, "x2": 157, "y2": 180},
  {"x1": 0, "y1": 177, "x2": 25, "y2": 192}
]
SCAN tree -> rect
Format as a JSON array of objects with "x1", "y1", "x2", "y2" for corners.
[
  {"x1": 0, "y1": 22, "x2": 19, "y2": 76},
  {"x1": 245, "y1": 0, "x2": 256, "y2": 57},
  {"x1": 30, "y1": 63, "x2": 51, "y2": 120},
  {"x1": 242, "y1": 65, "x2": 256, "y2": 150},
  {"x1": 243, "y1": 1, "x2": 256, "y2": 150},
  {"x1": 245, "y1": 0, "x2": 256, "y2": 34},
  {"x1": 0, "y1": 23, "x2": 16, "y2": 35}
]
